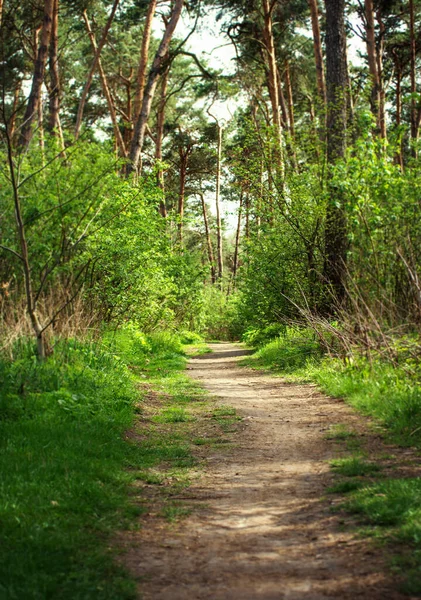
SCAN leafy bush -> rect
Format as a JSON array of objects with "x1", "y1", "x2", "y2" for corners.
[{"x1": 242, "y1": 323, "x2": 287, "y2": 347}]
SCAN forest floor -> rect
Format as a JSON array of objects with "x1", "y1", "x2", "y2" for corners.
[{"x1": 121, "y1": 342, "x2": 420, "y2": 600}]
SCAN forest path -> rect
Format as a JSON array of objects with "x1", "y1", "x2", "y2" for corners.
[{"x1": 125, "y1": 342, "x2": 407, "y2": 600}]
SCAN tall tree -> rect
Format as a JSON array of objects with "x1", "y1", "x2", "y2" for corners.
[
  {"x1": 19, "y1": 0, "x2": 54, "y2": 148},
  {"x1": 133, "y1": 0, "x2": 157, "y2": 124},
  {"x1": 308, "y1": 0, "x2": 326, "y2": 104},
  {"x1": 129, "y1": 0, "x2": 184, "y2": 176},
  {"x1": 74, "y1": 0, "x2": 121, "y2": 140},
  {"x1": 324, "y1": 0, "x2": 348, "y2": 303}
]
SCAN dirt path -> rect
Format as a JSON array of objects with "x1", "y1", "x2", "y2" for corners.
[{"x1": 124, "y1": 343, "x2": 409, "y2": 599}]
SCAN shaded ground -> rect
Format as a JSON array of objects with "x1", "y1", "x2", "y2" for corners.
[{"x1": 122, "y1": 343, "x2": 417, "y2": 599}]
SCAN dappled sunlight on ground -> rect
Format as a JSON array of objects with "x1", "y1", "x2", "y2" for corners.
[{"x1": 122, "y1": 343, "x2": 408, "y2": 600}]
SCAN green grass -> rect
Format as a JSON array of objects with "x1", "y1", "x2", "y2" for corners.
[
  {"x1": 327, "y1": 479, "x2": 364, "y2": 494},
  {"x1": 0, "y1": 328, "x2": 212, "y2": 600},
  {"x1": 324, "y1": 424, "x2": 357, "y2": 440},
  {"x1": 330, "y1": 456, "x2": 381, "y2": 477}
]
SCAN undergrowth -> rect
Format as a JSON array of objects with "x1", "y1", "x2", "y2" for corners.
[{"x1": 0, "y1": 327, "x2": 213, "y2": 600}]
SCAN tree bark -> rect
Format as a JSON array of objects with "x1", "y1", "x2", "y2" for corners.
[
  {"x1": 156, "y1": 68, "x2": 169, "y2": 217},
  {"x1": 324, "y1": 0, "x2": 348, "y2": 304},
  {"x1": 5, "y1": 128, "x2": 46, "y2": 358},
  {"x1": 284, "y1": 60, "x2": 295, "y2": 140},
  {"x1": 177, "y1": 146, "x2": 190, "y2": 244},
  {"x1": 9, "y1": 81, "x2": 22, "y2": 143},
  {"x1": 74, "y1": 0, "x2": 120, "y2": 140},
  {"x1": 215, "y1": 124, "x2": 224, "y2": 284},
  {"x1": 364, "y1": 0, "x2": 385, "y2": 137},
  {"x1": 262, "y1": 0, "x2": 284, "y2": 178},
  {"x1": 83, "y1": 11, "x2": 127, "y2": 157},
  {"x1": 410, "y1": 0, "x2": 417, "y2": 142},
  {"x1": 19, "y1": 0, "x2": 54, "y2": 149},
  {"x1": 376, "y1": 10, "x2": 386, "y2": 139},
  {"x1": 308, "y1": 0, "x2": 326, "y2": 104},
  {"x1": 232, "y1": 192, "x2": 243, "y2": 287},
  {"x1": 133, "y1": 0, "x2": 157, "y2": 125},
  {"x1": 47, "y1": 0, "x2": 60, "y2": 133},
  {"x1": 129, "y1": 0, "x2": 184, "y2": 176},
  {"x1": 199, "y1": 192, "x2": 216, "y2": 284}
]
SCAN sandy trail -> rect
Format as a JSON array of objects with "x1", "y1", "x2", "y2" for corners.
[{"x1": 124, "y1": 343, "x2": 408, "y2": 599}]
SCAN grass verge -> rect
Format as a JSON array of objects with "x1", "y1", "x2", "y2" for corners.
[{"x1": 0, "y1": 329, "x2": 231, "y2": 599}]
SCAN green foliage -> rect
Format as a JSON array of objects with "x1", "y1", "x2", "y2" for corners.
[
  {"x1": 0, "y1": 327, "x2": 199, "y2": 599},
  {"x1": 330, "y1": 456, "x2": 381, "y2": 477},
  {"x1": 199, "y1": 287, "x2": 244, "y2": 340},
  {"x1": 242, "y1": 323, "x2": 287, "y2": 347},
  {"x1": 248, "y1": 328, "x2": 323, "y2": 373},
  {"x1": 343, "y1": 478, "x2": 421, "y2": 594},
  {"x1": 0, "y1": 338, "x2": 138, "y2": 600}
]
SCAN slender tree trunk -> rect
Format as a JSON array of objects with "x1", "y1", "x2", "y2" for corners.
[
  {"x1": 5, "y1": 129, "x2": 46, "y2": 358},
  {"x1": 262, "y1": 0, "x2": 284, "y2": 178},
  {"x1": 129, "y1": 0, "x2": 184, "y2": 176},
  {"x1": 324, "y1": 0, "x2": 348, "y2": 304},
  {"x1": 74, "y1": 0, "x2": 120, "y2": 139},
  {"x1": 177, "y1": 147, "x2": 188, "y2": 244},
  {"x1": 376, "y1": 9, "x2": 386, "y2": 139},
  {"x1": 47, "y1": 0, "x2": 60, "y2": 133},
  {"x1": 156, "y1": 68, "x2": 169, "y2": 217},
  {"x1": 244, "y1": 193, "x2": 250, "y2": 240},
  {"x1": 199, "y1": 192, "x2": 216, "y2": 284},
  {"x1": 276, "y1": 69, "x2": 289, "y2": 129},
  {"x1": 215, "y1": 124, "x2": 224, "y2": 284},
  {"x1": 364, "y1": 0, "x2": 384, "y2": 136},
  {"x1": 284, "y1": 60, "x2": 295, "y2": 139},
  {"x1": 38, "y1": 95, "x2": 45, "y2": 155},
  {"x1": 83, "y1": 11, "x2": 127, "y2": 156},
  {"x1": 308, "y1": 0, "x2": 326, "y2": 104},
  {"x1": 133, "y1": 0, "x2": 157, "y2": 125},
  {"x1": 410, "y1": 0, "x2": 417, "y2": 143},
  {"x1": 9, "y1": 82, "x2": 22, "y2": 143},
  {"x1": 19, "y1": 0, "x2": 54, "y2": 149},
  {"x1": 232, "y1": 193, "x2": 243, "y2": 287},
  {"x1": 395, "y1": 61, "x2": 404, "y2": 170}
]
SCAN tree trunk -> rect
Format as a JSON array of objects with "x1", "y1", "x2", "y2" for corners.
[
  {"x1": 199, "y1": 192, "x2": 216, "y2": 284},
  {"x1": 276, "y1": 69, "x2": 289, "y2": 129},
  {"x1": 177, "y1": 147, "x2": 189, "y2": 244},
  {"x1": 284, "y1": 60, "x2": 295, "y2": 140},
  {"x1": 5, "y1": 128, "x2": 46, "y2": 358},
  {"x1": 364, "y1": 0, "x2": 383, "y2": 136},
  {"x1": 245, "y1": 193, "x2": 250, "y2": 240},
  {"x1": 156, "y1": 68, "x2": 169, "y2": 217},
  {"x1": 74, "y1": 0, "x2": 120, "y2": 140},
  {"x1": 9, "y1": 81, "x2": 22, "y2": 143},
  {"x1": 232, "y1": 193, "x2": 243, "y2": 287},
  {"x1": 83, "y1": 11, "x2": 127, "y2": 157},
  {"x1": 19, "y1": 0, "x2": 54, "y2": 149},
  {"x1": 129, "y1": 0, "x2": 184, "y2": 176},
  {"x1": 47, "y1": 0, "x2": 60, "y2": 133},
  {"x1": 262, "y1": 0, "x2": 284, "y2": 178},
  {"x1": 376, "y1": 9, "x2": 386, "y2": 139},
  {"x1": 410, "y1": 0, "x2": 417, "y2": 143},
  {"x1": 324, "y1": 0, "x2": 348, "y2": 304},
  {"x1": 215, "y1": 124, "x2": 224, "y2": 284},
  {"x1": 308, "y1": 0, "x2": 326, "y2": 104},
  {"x1": 133, "y1": 0, "x2": 157, "y2": 125},
  {"x1": 395, "y1": 60, "x2": 404, "y2": 170}
]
